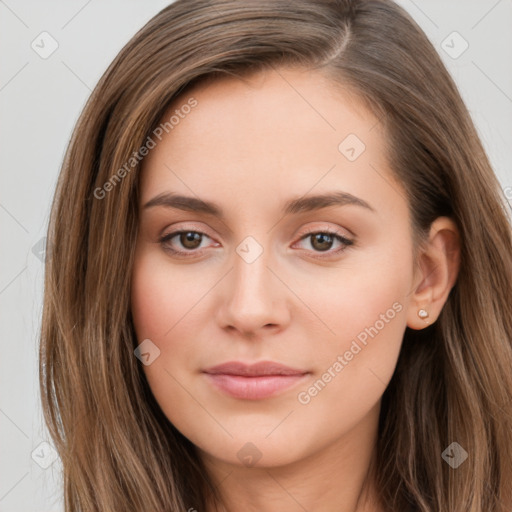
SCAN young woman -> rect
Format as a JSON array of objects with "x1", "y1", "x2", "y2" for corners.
[{"x1": 39, "y1": 0, "x2": 512, "y2": 510}]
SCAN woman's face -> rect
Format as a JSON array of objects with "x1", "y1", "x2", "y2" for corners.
[{"x1": 131, "y1": 66, "x2": 419, "y2": 469}]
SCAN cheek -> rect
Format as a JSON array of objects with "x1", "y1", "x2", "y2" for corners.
[
  {"x1": 292, "y1": 239, "x2": 412, "y2": 348},
  {"x1": 130, "y1": 265, "x2": 209, "y2": 404},
  {"x1": 130, "y1": 250, "x2": 206, "y2": 341},
  {"x1": 130, "y1": 254, "x2": 210, "y2": 439},
  {"x1": 292, "y1": 245, "x2": 412, "y2": 422}
]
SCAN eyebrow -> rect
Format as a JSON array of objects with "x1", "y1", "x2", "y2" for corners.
[{"x1": 143, "y1": 191, "x2": 375, "y2": 217}]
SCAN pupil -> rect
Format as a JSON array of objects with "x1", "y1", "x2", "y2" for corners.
[
  {"x1": 182, "y1": 232, "x2": 201, "y2": 249},
  {"x1": 313, "y1": 233, "x2": 332, "y2": 251}
]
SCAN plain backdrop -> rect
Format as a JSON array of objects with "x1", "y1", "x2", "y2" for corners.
[{"x1": 1, "y1": 1, "x2": 511, "y2": 510}]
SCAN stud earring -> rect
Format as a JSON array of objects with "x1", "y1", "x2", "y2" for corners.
[{"x1": 418, "y1": 309, "x2": 429, "y2": 319}]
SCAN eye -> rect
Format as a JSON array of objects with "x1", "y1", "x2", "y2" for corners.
[
  {"x1": 159, "y1": 226, "x2": 354, "y2": 259},
  {"x1": 293, "y1": 228, "x2": 354, "y2": 257},
  {"x1": 159, "y1": 230, "x2": 217, "y2": 257}
]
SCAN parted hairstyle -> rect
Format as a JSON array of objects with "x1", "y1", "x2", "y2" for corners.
[{"x1": 39, "y1": 0, "x2": 512, "y2": 510}]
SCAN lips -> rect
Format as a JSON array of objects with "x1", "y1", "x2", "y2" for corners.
[
  {"x1": 203, "y1": 361, "x2": 307, "y2": 377},
  {"x1": 202, "y1": 361, "x2": 310, "y2": 400}
]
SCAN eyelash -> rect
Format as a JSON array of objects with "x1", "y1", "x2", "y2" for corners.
[{"x1": 159, "y1": 226, "x2": 354, "y2": 259}]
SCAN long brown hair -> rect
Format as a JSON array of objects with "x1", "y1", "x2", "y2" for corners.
[{"x1": 39, "y1": 0, "x2": 512, "y2": 510}]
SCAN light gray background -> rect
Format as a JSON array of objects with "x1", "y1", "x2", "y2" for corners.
[{"x1": 1, "y1": 1, "x2": 511, "y2": 510}]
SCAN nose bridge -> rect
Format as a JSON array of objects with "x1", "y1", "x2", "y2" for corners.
[
  {"x1": 234, "y1": 236, "x2": 270, "y2": 298},
  {"x1": 232, "y1": 234, "x2": 274, "y2": 308},
  {"x1": 219, "y1": 233, "x2": 288, "y2": 334}
]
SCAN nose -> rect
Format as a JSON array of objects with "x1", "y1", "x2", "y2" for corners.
[{"x1": 216, "y1": 242, "x2": 291, "y2": 338}]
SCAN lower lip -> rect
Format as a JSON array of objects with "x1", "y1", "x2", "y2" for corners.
[{"x1": 203, "y1": 373, "x2": 308, "y2": 400}]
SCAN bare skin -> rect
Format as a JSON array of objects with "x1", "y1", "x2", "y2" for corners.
[{"x1": 130, "y1": 66, "x2": 460, "y2": 512}]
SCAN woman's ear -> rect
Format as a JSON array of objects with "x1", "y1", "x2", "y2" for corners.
[{"x1": 406, "y1": 217, "x2": 461, "y2": 330}]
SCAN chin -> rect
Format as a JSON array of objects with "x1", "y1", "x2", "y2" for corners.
[{"x1": 192, "y1": 428, "x2": 315, "y2": 470}]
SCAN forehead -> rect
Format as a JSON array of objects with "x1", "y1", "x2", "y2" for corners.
[
  {"x1": 139, "y1": 66, "x2": 406, "y2": 219},
  {"x1": 163, "y1": 66, "x2": 379, "y2": 147}
]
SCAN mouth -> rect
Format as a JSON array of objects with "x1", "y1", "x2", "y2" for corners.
[{"x1": 202, "y1": 361, "x2": 311, "y2": 400}]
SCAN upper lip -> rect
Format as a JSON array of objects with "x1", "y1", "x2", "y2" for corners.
[{"x1": 203, "y1": 361, "x2": 308, "y2": 377}]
